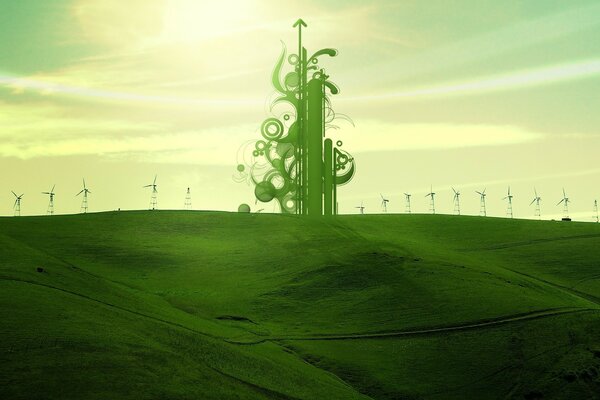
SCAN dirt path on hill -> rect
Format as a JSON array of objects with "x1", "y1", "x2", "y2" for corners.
[{"x1": 227, "y1": 307, "x2": 598, "y2": 344}]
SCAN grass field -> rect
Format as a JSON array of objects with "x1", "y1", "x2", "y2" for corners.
[{"x1": 1, "y1": 211, "x2": 600, "y2": 399}]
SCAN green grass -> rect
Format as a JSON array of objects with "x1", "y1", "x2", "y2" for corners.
[{"x1": 1, "y1": 211, "x2": 600, "y2": 399}]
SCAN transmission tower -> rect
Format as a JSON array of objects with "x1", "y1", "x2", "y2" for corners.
[
  {"x1": 404, "y1": 193, "x2": 411, "y2": 214},
  {"x1": 503, "y1": 187, "x2": 514, "y2": 219},
  {"x1": 77, "y1": 179, "x2": 91, "y2": 214},
  {"x1": 476, "y1": 189, "x2": 487, "y2": 216},
  {"x1": 42, "y1": 185, "x2": 56, "y2": 215},
  {"x1": 144, "y1": 175, "x2": 158, "y2": 210},
  {"x1": 530, "y1": 188, "x2": 541, "y2": 219},
  {"x1": 12, "y1": 191, "x2": 23, "y2": 217},
  {"x1": 184, "y1": 187, "x2": 192, "y2": 210},
  {"x1": 452, "y1": 188, "x2": 461, "y2": 215},
  {"x1": 426, "y1": 186, "x2": 436, "y2": 214},
  {"x1": 557, "y1": 188, "x2": 570, "y2": 219}
]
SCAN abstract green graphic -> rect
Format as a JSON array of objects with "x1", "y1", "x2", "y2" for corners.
[{"x1": 235, "y1": 19, "x2": 355, "y2": 215}]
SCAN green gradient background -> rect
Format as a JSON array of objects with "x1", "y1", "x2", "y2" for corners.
[{"x1": 1, "y1": 0, "x2": 599, "y2": 219}]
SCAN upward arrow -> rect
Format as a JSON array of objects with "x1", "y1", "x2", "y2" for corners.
[
  {"x1": 293, "y1": 18, "x2": 307, "y2": 28},
  {"x1": 294, "y1": 18, "x2": 307, "y2": 69}
]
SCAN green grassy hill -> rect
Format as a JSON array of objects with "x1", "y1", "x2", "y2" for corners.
[{"x1": 1, "y1": 211, "x2": 600, "y2": 399}]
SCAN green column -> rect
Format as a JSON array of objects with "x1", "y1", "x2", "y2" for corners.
[
  {"x1": 307, "y1": 78, "x2": 324, "y2": 216},
  {"x1": 324, "y1": 138, "x2": 333, "y2": 216}
]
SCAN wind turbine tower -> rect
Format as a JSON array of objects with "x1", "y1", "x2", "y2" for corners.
[
  {"x1": 594, "y1": 200, "x2": 599, "y2": 223},
  {"x1": 380, "y1": 194, "x2": 389, "y2": 213},
  {"x1": 503, "y1": 187, "x2": 514, "y2": 218},
  {"x1": 476, "y1": 189, "x2": 487, "y2": 216},
  {"x1": 12, "y1": 191, "x2": 23, "y2": 217},
  {"x1": 530, "y1": 188, "x2": 542, "y2": 219},
  {"x1": 356, "y1": 201, "x2": 365, "y2": 214},
  {"x1": 557, "y1": 188, "x2": 570, "y2": 218},
  {"x1": 184, "y1": 187, "x2": 192, "y2": 210},
  {"x1": 144, "y1": 175, "x2": 158, "y2": 210},
  {"x1": 77, "y1": 179, "x2": 91, "y2": 213},
  {"x1": 404, "y1": 193, "x2": 412, "y2": 214},
  {"x1": 425, "y1": 186, "x2": 436, "y2": 214},
  {"x1": 452, "y1": 187, "x2": 461, "y2": 215},
  {"x1": 42, "y1": 185, "x2": 56, "y2": 215}
]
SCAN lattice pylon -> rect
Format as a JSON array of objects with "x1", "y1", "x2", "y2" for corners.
[
  {"x1": 47, "y1": 195, "x2": 55, "y2": 215},
  {"x1": 184, "y1": 188, "x2": 192, "y2": 210},
  {"x1": 80, "y1": 192, "x2": 88, "y2": 214}
]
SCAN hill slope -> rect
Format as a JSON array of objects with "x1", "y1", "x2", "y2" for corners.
[{"x1": 1, "y1": 211, "x2": 600, "y2": 399}]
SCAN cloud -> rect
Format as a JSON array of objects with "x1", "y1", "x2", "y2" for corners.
[
  {"x1": 337, "y1": 120, "x2": 544, "y2": 152},
  {"x1": 344, "y1": 59, "x2": 600, "y2": 102},
  {"x1": 0, "y1": 104, "x2": 255, "y2": 164}
]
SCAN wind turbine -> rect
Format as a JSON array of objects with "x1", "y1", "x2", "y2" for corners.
[
  {"x1": 144, "y1": 175, "x2": 158, "y2": 210},
  {"x1": 425, "y1": 186, "x2": 436, "y2": 214},
  {"x1": 594, "y1": 200, "x2": 599, "y2": 223},
  {"x1": 476, "y1": 188, "x2": 487, "y2": 216},
  {"x1": 452, "y1": 187, "x2": 461, "y2": 215},
  {"x1": 184, "y1": 187, "x2": 192, "y2": 210},
  {"x1": 356, "y1": 201, "x2": 365, "y2": 214},
  {"x1": 42, "y1": 185, "x2": 56, "y2": 215},
  {"x1": 12, "y1": 191, "x2": 23, "y2": 217},
  {"x1": 557, "y1": 188, "x2": 570, "y2": 218},
  {"x1": 380, "y1": 194, "x2": 389, "y2": 213},
  {"x1": 529, "y1": 187, "x2": 541, "y2": 219},
  {"x1": 76, "y1": 179, "x2": 91, "y2": 213},
  {"x1": 404, "y1": 193, "x2": 412, "y2": 214},
  {"x1": 503, "y1": 186, "x2": 514, "y2": 218}
]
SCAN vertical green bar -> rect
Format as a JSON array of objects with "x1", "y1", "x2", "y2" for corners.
[
  {"x1": 301, "y1": 48, "x2": 308, "y2": 215},
  {"x1": 324, "y1": 139, "x2": 333, "y2": 216},
  {"x1": 333, "y1": 149, "x2": 338, "y2": 215},
  {"x1": 307, "y1": 78, "x2": 323, "y2": 216}
]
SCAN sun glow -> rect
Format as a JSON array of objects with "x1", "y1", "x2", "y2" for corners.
[{"x1": 159, "y1": 0, "x2": 258, "y2": 43}]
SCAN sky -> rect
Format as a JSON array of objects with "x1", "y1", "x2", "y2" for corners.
[{"x1": 1, "y1": 0, "x2": 600, "y2": 220}]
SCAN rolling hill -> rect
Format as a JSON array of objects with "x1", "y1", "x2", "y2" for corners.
[{"x1": 1, "y1": 211, "x2": 600, "y2": 399}]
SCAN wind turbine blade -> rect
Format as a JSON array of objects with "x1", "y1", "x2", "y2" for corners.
[
  {"x1": 557, "y1": 199, "x2": 564, "y2": 205},
  {"x1": 529, "y1": 199, "x2": 536, "y2": 206},
  {"x1": 11, "y1": 191, "x2": 17, "y2": 197},
  {"x1": 154, "y1": 175, "x2": 157, "y2": 185},
  {"x1": 51, "y1": 184, "x2": 55, "y2": 193},
  {"x1": 83, "y1": 178, "x2": 86, "y2": 189},
  {"x1": 483, "y1": 188, "x2": 486, "y2": 194},
  {"x1": 76, "y1": 190, "x2": 83, "y2": 196}
]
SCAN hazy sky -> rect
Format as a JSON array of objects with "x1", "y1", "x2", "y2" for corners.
[{"x1": 1, "y1": 0, "x2": 600, "y2": 220}]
